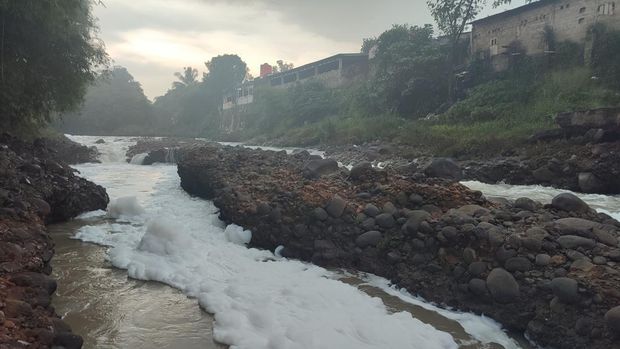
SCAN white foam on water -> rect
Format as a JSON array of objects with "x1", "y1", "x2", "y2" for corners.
[
  {"x1": 107, "y1": 196, "x2": 145, "y2": 219},
  {"x1": 462, "y1": 180, "x2": 620, "y2": 218},
  {"x1": 130, "y1": 153, "x2": 148, "y2": 165},
  {"x1": 68, "y1": 136, "x2": 525, "y2": 349},
  {"x1": 363, "y1": 275, "x2": 521, "y2": 349}
]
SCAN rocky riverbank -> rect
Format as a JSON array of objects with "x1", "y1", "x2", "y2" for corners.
[
  {"x1": 178, "y1": 144, "x2": 620, "y2": 349},
  {"x1": 0, "y1": 134, "x2": 108, "y2": 348}
]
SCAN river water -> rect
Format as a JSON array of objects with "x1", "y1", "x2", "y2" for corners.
[{"x1": 49, "y1": 136, "x2": 560, "y2": 349}]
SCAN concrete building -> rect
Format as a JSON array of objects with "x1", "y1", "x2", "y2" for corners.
[
  {"x1": 471, "y1": 0, "x2": 619, "y2": 70},
  {"x1": 220, "y1": 53, "x2": 368, "y2": 132}
]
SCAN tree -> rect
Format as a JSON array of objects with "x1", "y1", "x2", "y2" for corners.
[
  {"x1": 0, "y1": 0, "x2": 108, "y2": 132},
  {"x1": 173, "y1": 67, "x2": 199, "y2": 89},
  {"x1": 203, "y1": 54, "x2": 248, "y2": 97},
  {"x1": 56, "y1": 66, "x2": 153, "y2": 135},
  {"x1": 426, "y1": 0, "x2": 526, "y2": 102},
  {"x1": 427, "y1": 0, "x2": 484, "y2": 103},
  {"x1": 272, "y1": 60, "x2": 294, "y2": 73},
  {"x1": 369, "y1": 24, "x2": 449, "y2": 116}
]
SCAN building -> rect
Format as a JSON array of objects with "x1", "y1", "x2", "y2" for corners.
[
  {"x1": 471, "y1": 0, "x2": 619, "y2": 70},
  {"x1": 220, "y1": 53, "x2": 369, "y2": 132}
]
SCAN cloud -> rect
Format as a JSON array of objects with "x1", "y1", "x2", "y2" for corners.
[{"x1": 94, "y1": 0, "x2": 518, "y2": 99}]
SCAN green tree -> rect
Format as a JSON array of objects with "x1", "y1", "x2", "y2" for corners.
[
  {"x1": 0, "y1": 0, "x2": 108, "y2": 132},
  {"x1": 173, "y1": 67, "x2": 199, "y2": 89},
  {"x1": 204, "y1": 54, "x2": 248, "y2": 98},
  {"x1": 369, "y1": 24, "x2": 448, "y2": 116},
  {"x1": 56, "y1": 66, "x2": 153, "y2": 135}
]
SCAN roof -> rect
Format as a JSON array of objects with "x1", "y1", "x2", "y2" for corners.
[
  {"x1": 265, "y1": 53, "x2": 368, "y2": 80},
  {"x1": 472, "y1": 0, "x2": 557, "y2": 25}
]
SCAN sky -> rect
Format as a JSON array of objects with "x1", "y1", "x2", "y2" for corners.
[{"x1": 94, "y1": 0, "x2": 519, "y2": 100}]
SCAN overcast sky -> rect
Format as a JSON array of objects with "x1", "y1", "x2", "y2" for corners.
[{"x1": 94, "y1": 0, "x2": 519, "y2": 99}]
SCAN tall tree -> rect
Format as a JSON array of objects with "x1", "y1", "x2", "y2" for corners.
[
  {"x1": 426, "y1": 0, "x2": 524, "y2": 102},
  {"x1": 57, "y1": 66, "x2": 153, "y2": 135},
  {"x1": 427, "y1": 0, "x2": 484, "y2": 103},
  {"x1": 173, "y1": 66, "x2": 199, "y2": 89},
  {"x1": 203, "y1": 54, "x2": 248, "y2": 97},
  {"x1": 272, "y1": 60, "x2": 294, "y2": 73},
  {"x1": 0, "y1": 0, "x2": 108, "y2": 132}
]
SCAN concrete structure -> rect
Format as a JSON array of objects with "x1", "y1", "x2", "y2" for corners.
[
  {"x1": 471, "y1": 0, "x2": 619, "y2": 70},
  {"x1": 220, "y1": 53, "x2": 368, "y2": 132}
]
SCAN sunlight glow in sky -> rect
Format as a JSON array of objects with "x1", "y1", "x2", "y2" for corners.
[{"x1": 94, "y1": 0, "x2": 516, "y2": 99}]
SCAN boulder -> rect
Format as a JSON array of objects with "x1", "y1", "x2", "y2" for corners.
[
  {"x1": 578, "y1": 172, "x2": 606, "y2": 193},
  {"x1": 363, "y1": 204, "x2": 380, "y2": 217},
  {"x1": 326, "y1": 195, "x2": 347, "y2": 218},
  {"x1": 303, "y1": 158, "x2": 339, "y2": 178},
  {"x1": 605, "y1": 306, "x2": 620, "y2": 335},
  {"x1": 504, "y1": 257, "x2": 532, "y2": 272},
  {"x1": 514, "y1": 197, "x2": 539, "y2": 212},
  {"x1": 557, "y1": 235, "x2": 596, "y2": 249},
  {"x1": 375, "y1": 213, "x2": 396, "y2": 229},
  {"x1": 356, "y1": 231, "x2": 382, "y2": 248},
  {"x1": 551, "y1": 193, "x2": 590, "y2": 213},
  {"x1": 486, "y1": 268, "x2": 520, "y2": 303},
  {"x1": 554, "y1": 218, "x2": 601, "y2": 237},
  {"x1": 402, "y1": 210, "x2": 432, "y2": 234},
  {"x1": 550, "y1": 277, "x2": 579, "y2": 303},
  {"x1": 349, "y1": 162, "x2": 373, "y2": 180},
  {"x1": 424, "y1": 158, "x2": 462, "y2": 181}
]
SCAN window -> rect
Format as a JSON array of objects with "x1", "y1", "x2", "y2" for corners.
[
  {"x1": 282, "y1": 74, "x2": 297, "y2": 84},
  {"x1": 580, "y1": 6, "x2": 586, "y2": 13},
  {"x1": 579, "y1": 18, "x2": 585, "y2": 24},
  {"x1": 490, "y1": 38, "x2": 498, "y2": 45},
  {"x1": 560, "y1": 5, "x2": 564, "y2": 9},
  {"x1": 566, "y1": 3, "x2": 570, "y2": 8}
]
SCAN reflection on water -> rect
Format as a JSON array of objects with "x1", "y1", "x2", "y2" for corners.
[{"x1": 50, "y1": 220, "x2": 225, "y2": 349}]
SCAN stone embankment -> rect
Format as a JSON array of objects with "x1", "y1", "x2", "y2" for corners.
[
  {"x1": 0, "y1": 134, "x2": 108, "y2": 348},
  {"x1": 178, "y1": 144, "x2": 620, "y2": 349},
  {"x1": 125, "y1": 138, "x2": 207, "y2": 164}
]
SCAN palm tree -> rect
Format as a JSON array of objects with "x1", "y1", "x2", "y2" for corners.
[{"x1": 172, "y1": 67, "x2": 199, "y2": 89}]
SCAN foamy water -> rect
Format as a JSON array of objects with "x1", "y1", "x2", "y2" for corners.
[
  {"x1": 462, "y1": 181, "x2": 620, "y2": 220},
  {"x1": 65, "y1": 135, "x2": 523, "y2": 349}
]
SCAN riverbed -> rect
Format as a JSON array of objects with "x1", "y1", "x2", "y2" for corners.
[{"x1": 51, "y1": 136, "x2": 536, "y2": 349}]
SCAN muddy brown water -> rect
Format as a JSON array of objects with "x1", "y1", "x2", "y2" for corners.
[
  {"x1": 50, "y1": 220, "x2": 225, "y2": 349},
  {"x1": 50, "y1": 217, "x2": 530, "y2": 349}
]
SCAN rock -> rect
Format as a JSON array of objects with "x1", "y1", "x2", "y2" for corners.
[
  {"x1": 30, "y1": 198, "x2": 51, "y2": 217},
  {"x1": 402, "y1": 211, "x2": 431, "y2": 234},
  {"x1": 424, "y1": 158, "x2": 463, "y2": 181},
  {"x1": 457, "y1": 205, "x2": 489, "y2": 217},
  {"x1": 375, "y1": 213, "x2": 395, "y2": 229},
  {"x1": 555, "y1": 218, "x2": 601, "y2": 237},
  {"x1": 468, "y1": 262, "x2": 487, "y2": 277},
  {"x1": 95, "y1": 138, "x2": 105, "y2": 144},
  {"x1": 551, "y1": 193, "x2": 590, "y2": 213},
  {"x1": 463, "y1": 248, "x2": 477, "y2": 264},
  {"x1": 570, "y1": 259, "x2": 594, "y2": 272},
  {"x1": 578, "y1": 172, "x2": 606, "y2": 193},
  {"x1": 535, "y1": 254, "x2": 551, "y2": 266},
  {"x1": 486, "y1": 268, "x2": 520, "y2": 303},
  {"x1": 575, "y1": 317, "x2": 594, "y2": 337},
  {"x1": 557, "y1": 235, "x2": 596, "y2": 249},
  {"x1": 532, "y1": 166, "x2": 554, "y2": 182},
  {"x1": 594, "y1": 229, "x2": 618, "y2": 247},
  {"x1": 313, "y1": 207, "x2": 328, "y2": 221},
  {"x1": 550, "y1": 277, "x2": 579, "y2": 303},
  {"x1": 303, "y1": 158, "x2": 339, "y2": 178},
  {"x1": 505, "y1": 257, "x2": 532, "y2": 272},
  {"x1": 593, "y1": 256, "x2": 607, "y2": 265},
  {"x1": 409, "y1": 194, "x2": 423, "y2": 206},
  {"x1": 514, "y1": 197, "x2": 539, "y2": 211},
  {"x1": 386, "y1": 251, "x2": 402, "y2": 264},
  {"x1": 256, "y1": 202, "x2": 272, "y2": 215},
  {"x1": 605, "y1": 306, "x2": 620, "y2": 335},
  {"x1": 326, "y1": 195, "x2": 347, "y2": 218},
  {"x1": 363, "y1": 204, "x2": 380, "y2": 217},
  {"x1": 382, "y1": 202, "x2": 397, "y2": 215},
  {"x1": 349, "y1": 162, "x2": 373, "y2": 180},
  {"x1": 468, "y1": 278, "x2": 488, "y2": 296},
  {"x1": 53, "y1": 332, "x2": 83, "y2": 349},
  {"x1": 356, "y1": 231, "x2": 382, "y2": 248}
]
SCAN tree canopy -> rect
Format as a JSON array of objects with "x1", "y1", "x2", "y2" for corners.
[
  {"x1": 0, "y1": 0, "x2": 108, "y2": 132},
  {"x1": 56, "y1": 66, "x2": 153, "y2": 135}
]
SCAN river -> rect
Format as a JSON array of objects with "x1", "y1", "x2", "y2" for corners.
[{"x1": 48, "y1": 135, "x2": 574, "y2": 349}]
